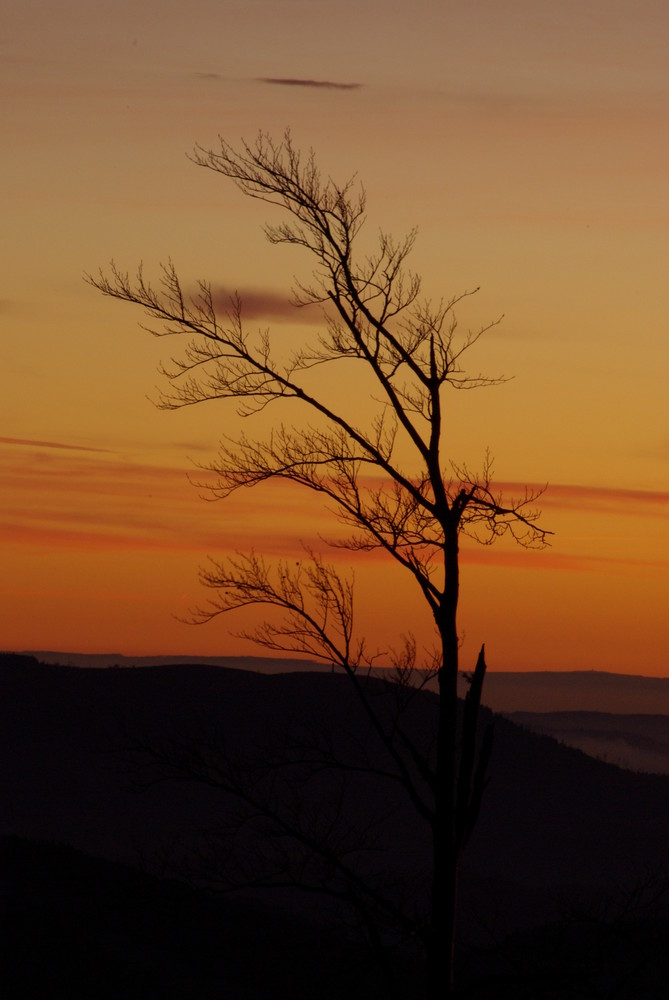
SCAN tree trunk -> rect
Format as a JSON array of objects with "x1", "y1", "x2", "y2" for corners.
[
  {"x1": 427, "y1": 527, "x2": 461, "y2": 997},
  {"x1": 429, "y1": 660, "x2": 460, "y2": 995},
  {"x1": 426, "y1": 843, "x2": 459, "y2": 998}
]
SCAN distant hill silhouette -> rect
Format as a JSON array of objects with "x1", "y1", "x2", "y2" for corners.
[
  {"x1": 18, "y1": 649, "x2": 328, "y2": 672},
  {"x1": 3, "y1": 652, "x2": 669, "y2": 997},
  {"x1": 483, "y1": 670, "x2": 669, "y2": 714},
  {"x1": 16, "y1": 648, "x2": 669, "y2": 712}
]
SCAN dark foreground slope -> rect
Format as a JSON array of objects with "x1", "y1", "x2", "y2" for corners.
[
  {"x1": 2, "y1": 653, "x2": 669, "y2": 996},
  {"x1": 1, "y1": 836, "x2": 397, "y2": 1000}
]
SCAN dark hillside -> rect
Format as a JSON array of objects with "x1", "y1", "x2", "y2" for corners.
[
  {"x1": 2, "y1": 653, "x2": 669, "y2": 959},
  {"x1": 1, "y1": 836, "x2": 402, "y2": 1000}
]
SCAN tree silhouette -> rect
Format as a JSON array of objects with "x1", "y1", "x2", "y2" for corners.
[{"x1": 89, "y1": 130, "x2": 549, "y2": 997}]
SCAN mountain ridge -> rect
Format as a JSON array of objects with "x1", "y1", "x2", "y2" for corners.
[{"x1": 10, "y1": 649, "x2": 669, "y2": 712}]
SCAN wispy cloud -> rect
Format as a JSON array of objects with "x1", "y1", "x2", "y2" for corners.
[
  {"x1": 460, "y1": 544, "x2": 669, "y2": 575},
  {"x1": 210, "y1": 287, "x2": 321, "y2": 324},
  {"x1": 512, "y1": 482, "x2": 669, "y2": 517},
  {"x1": 0, "y1": 436, "x2": 112, "y2": 453},
  {"x1": 343, "y1": 477, "x2": 669, "y2": 519},
  {"x1": 1, "y1": 447, "x2": 329, "y2": 557},
  {"x1": 5, "y1": 440, "x2": 667, "y2": 568},
  {"x1": 258, "y1": 77, "x2": 362, "y2": 91}
]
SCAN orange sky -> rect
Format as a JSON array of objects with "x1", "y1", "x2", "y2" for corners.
[{"x1": 3, "y1": 1, "x2": 669, "y2": 673}]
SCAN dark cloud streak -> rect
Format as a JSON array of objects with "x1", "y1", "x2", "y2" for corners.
[
  {"x1": 258, "y1": 77, "x2": 362, "y2": 91},
  {"x1": 210, "y1": 287, "x2": 321, "y2": 324},
  {"x1": 189, "y1": 73, "x2": 362, "y2": 91},
  {"x1": 0, "y1": 436, "x2": 112, "y2": 454}
]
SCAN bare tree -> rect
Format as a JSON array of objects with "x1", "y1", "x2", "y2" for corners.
[{"x1": 88, "y1": 130, "x2": 549, "y2": 997}]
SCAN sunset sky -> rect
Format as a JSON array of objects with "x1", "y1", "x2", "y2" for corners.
[{"x1": 3, "y1": 0, "x2": 668, "y2": 673}]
